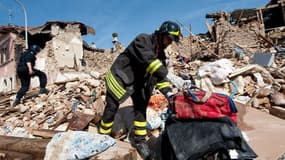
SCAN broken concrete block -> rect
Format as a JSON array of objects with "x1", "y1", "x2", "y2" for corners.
[
  {"x1": 92, "y1": 97, "x2": 105, "y2": 115},
  {"x1": 54, "y1": 122, "x2": 69, "y2": 131},
  {"x1": 85, "y1": 79, "x2": 100, "y2": 87},
  {"x1": 87, "y1": 125, "x2": 98, "y2": 133},
  {"x1": 65, "y1": 81, "x2": 80, "y2": 89},
  {"x1": 79, "y1": 85, "x2": 91, "y2": 96},
  {"x1": 19, "y1": 105, "x2": 30, "y2": 113},
  {"x1": 252, "y1": 97, "x2": 270, "y2": 109},
  {"x1": 90, "y1": 71, "x2": 100, "y2": 79},
  {"x1": 256, "y1": 87, "x2": 271, "y2": 98},
  {"x1": 270, "y1": 92, "x2": 285, "y2": 106},
  {"x1": 252, "y1": 53, "x2": 275, "y2": 67},
  {"x1": 253, "y1": 72, "x2": 266, "y2": 87},
  {"x1": 68, "y1": 112, "x2": 94, "y2": 130}
]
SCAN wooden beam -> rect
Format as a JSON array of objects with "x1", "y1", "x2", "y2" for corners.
[
  {"x1": 31, "y1": 129, "x2": 61, "y2": 138},
  {"x1": 0, "y1": 150, "x2": 33, "y2": 160},
  {"x1": 0, "y1": 135, "x2": 138, "y2": 160},
  {"x1": 270, "y1": 106, "x2": 285, "y2": 120},
  {"x1": 0, "y1": 136, "x2": 49, "y2": 159}
]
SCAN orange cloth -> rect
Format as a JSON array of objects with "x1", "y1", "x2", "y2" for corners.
[{"x1": 147, "y1": 94, "x2": 168, "y2": 111}]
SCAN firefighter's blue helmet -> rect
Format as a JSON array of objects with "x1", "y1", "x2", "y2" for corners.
[{"x1": 29, "y1": 45, "x2": 41, "y2": 54}]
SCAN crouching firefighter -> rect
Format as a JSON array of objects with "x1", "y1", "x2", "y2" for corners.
[{"x1": 98, "y1": 21, "x2": 181, "y2": 159}]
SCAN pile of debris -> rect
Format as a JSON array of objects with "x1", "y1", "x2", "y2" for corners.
[
  {"x1": 0, "y1": 71, "x2": 107, "y2": 138},
  {"x1": 166, "y1": 0, "x2": 285, "y2": 119},
  {"x1": 0, "y1": 0, "x2": 285, "y2": 159},
  {"x1": 0, "y1": 0, "x2": 285, "y2": 139}
]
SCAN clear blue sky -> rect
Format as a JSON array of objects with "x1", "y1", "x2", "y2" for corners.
[{"x1": 0, "y1": 0, "x2": 268, "y2": 48}]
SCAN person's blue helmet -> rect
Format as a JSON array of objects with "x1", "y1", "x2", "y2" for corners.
[{"x1": 29, "y1": 45, "x2": 41, "y2": 54}]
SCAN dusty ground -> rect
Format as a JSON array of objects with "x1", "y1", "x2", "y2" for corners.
[{"x1": 243, "y1": 107, "x2": 285, "y2": 160}]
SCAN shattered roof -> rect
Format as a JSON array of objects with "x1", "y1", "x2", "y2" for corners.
[
  {"x1": 0, "y1": 21, "x2": 95, "y2": 36},
  {"x1": 0, "y1": 25, "x2": 26, "y2": 34},
  {"x1": 230, "y1": 8, "x2": 258, "y2": 21},
  {"x1": 28, "y1": 21, "x2": 95, "y2": 35}
]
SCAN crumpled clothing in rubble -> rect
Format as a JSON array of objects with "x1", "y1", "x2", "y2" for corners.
[
  {"x1": 162, "y1": 117, "x2": 257, "y2": 160},
  {"x1": 44, "y1": 131, "x2": 116, "y2": 160},
  {"x1": 198, "y1": 58, "x2": 234, "y2": 85}
]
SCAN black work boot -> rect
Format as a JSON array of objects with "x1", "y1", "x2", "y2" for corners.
[
  {"x1": 134, "y1": 141, "x2": 153, "y2": 160},
  {"x1": 39, "y1": 88, "x2": 49, "y2": 95},
  {"x1": 12, "y1": 98, "x2": 21, "y2": 107},
  {"x1": 129, "y1": 132, "x2": 153, "y2": 160}
]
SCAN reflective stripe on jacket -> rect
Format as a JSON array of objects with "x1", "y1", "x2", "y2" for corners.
[{"x1": 106, "y1": 33, "x2": 172, "y2": 102}]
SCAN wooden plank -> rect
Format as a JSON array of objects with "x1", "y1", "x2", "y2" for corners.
[
  {"x1": 31, "y1": 129, "x2": 61, "y2": 138},
  {"x1": 269, "y1": 106, "x2": 285, "y2": 120},
  {"x1": 0, "y1": 96, "x2": 10, "y2": 106},
  {"x1": 0, "y1": 136, "x2": 49, "y2": 160},
  {"x1": 0, "y1": 135, "x2": 137, "y2": 160},
  {"x1": 0, "y1": 149, "x2": 33, "y2": 160},
  {"x1": 0, "y1": 107, "x2": 19, "y2": 117}
]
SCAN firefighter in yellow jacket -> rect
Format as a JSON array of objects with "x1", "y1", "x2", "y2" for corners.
[{"x1": 98, "y1": 21, "x2": 181, "y2": 159}]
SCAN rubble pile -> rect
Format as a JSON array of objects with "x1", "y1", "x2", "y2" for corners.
[
  {"x1": 83, "y1": 50, "x2": 119, "y2": 74},
  {"x1": 0, "y1": 0, "x2": 284, "y2": 142},
  {"x1": 0, "y1": 72, "x2": 107, "y2": 138},
  {"x1": 166, "y1": 2, "x2": 285, "y2": 118}
]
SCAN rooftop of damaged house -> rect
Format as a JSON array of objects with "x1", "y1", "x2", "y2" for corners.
[{"x1": 0, "y1": 0, "x2": 285, "y2": 160}]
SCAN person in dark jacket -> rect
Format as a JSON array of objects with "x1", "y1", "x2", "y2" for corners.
[
  {"x1": 98, "y1": 21, "x2": 181, "y2": 159},
  {"x1": 13, "y1": 45, "x2": 48, "y2": 106}
]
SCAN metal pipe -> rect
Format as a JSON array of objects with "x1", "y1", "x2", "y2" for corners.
[{"x1": 14, "y1": 0, "x2": 28, "y2": 49}]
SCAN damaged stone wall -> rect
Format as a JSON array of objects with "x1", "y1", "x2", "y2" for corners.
[
  {"x1": 33, "y1": 23, "x2": 85, "y2": 86},
  {"x1": 51, "y1": 24, "x2": 83, "y2": 70},
  {"x1": 83, "y1": 51, "x2": 118, "y2": 74},
  {"x1": 82, "y1": 46, "x2": 124, "y2": 74},
  {"x1": 166, "y1": 3, "x2": 285, "y2": 121},
  {"x1": 0, "y1": 33, "x2": 18, "y2": 93},
  {"x1": 216, "y1": 19, "x2": 265, "y2": 57}
]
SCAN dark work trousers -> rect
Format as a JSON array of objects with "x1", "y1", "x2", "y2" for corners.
[
  {"x1": 102, "y1": 85, "x2": 152, "y2": 140},
  {"x1": 102, "y1": 91, "x2": 120, "y2": 123},
  {"x1": 33, "y1": 69, "x2": 47, "y2": 88},
  {"x1": 16, "y1": 69, "x2": 47, "y2": 100},
  {"x1": 131, "y1": 86, "x2": 152, "y2": 142},
  {"x1": 131, "y1": 86, "x2": 152, "y2": 124}
]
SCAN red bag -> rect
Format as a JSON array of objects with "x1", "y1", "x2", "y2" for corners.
[{"x1": 174, "y1": 90, "x2": 237, "y2": 122}]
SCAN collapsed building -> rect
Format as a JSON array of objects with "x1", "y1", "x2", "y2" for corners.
[
  {"x1": 0, "y1": 0, "x2": 285, "y2": 159},
  {"x1": 0, "y1": 21, "x2": 95, "y2": 94},
  {"x1": 168, "y1": 0, "x2": 285, "y2": 116},
  {"x1": 177, "y1": 0, "x2": 285, "y2": 61}
]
